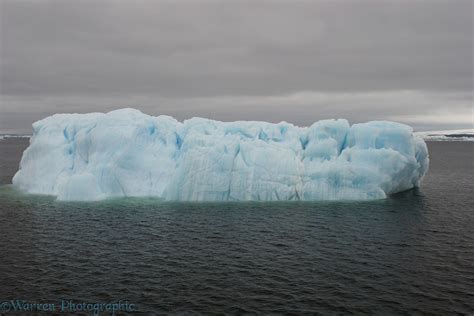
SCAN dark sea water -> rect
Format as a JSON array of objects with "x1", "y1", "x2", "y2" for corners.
[{"x1": 0, "y1": 138, "x2": 473, "y2": 315}]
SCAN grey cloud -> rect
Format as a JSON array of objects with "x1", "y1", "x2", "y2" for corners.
[
  {"x1": 0, "y1": 0, "x2": 473, "y2": 132},
  {"x1": 1, "y1": 90, "x2": 472, "y2": 134}
]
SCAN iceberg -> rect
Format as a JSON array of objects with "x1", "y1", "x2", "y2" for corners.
[{"x1": 12, "y1": 108, "x2": 429, "y2": 201}]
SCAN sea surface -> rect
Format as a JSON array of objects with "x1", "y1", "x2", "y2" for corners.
[{"x1": 0, "y1": 138, "x2": 473, "y2": 315}]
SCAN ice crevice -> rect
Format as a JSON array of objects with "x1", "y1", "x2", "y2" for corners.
[{"x1": 12, "y1": 108, "x2": 429, "y2": 201}]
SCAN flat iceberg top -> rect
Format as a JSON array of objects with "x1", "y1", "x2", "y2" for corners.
[{"x1": 13, "y1": 108, "x2": 429, "y2": 201}]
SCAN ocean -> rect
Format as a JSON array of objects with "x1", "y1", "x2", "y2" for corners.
[{"x1": 0, "y1": 138, "x2": 472, "y2": 314}]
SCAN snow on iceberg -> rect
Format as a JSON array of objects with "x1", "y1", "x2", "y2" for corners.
[{"x1": 12, "y1": 108, "x2": 429, "y2": 201}]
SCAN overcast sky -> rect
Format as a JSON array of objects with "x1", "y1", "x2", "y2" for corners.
[{"x1": 1, "y1": 0, "x2": 473, "y2": 133}]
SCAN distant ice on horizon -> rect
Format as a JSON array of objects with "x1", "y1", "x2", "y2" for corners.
[
  {"x1": 12, "y1": 108, "x2": 429, "y2": 202},
  {"x1": 415, "y1": 129, "x2": 474, "y2": 141},
  {"x1": 0, "y1": 134, "x2": 31, "y2": 141}
]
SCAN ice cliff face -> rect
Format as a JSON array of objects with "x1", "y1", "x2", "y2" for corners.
[{"x1": 12, "y1": 109, "x2": 429, "y2": 201}]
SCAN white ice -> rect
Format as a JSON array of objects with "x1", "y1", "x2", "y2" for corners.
[
  {"x1": 12, "y1": 109, "x2": 429, "y2": 201},
  {"x1": 415, "y1": 129, "x2": 474, "y2": 141}
]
